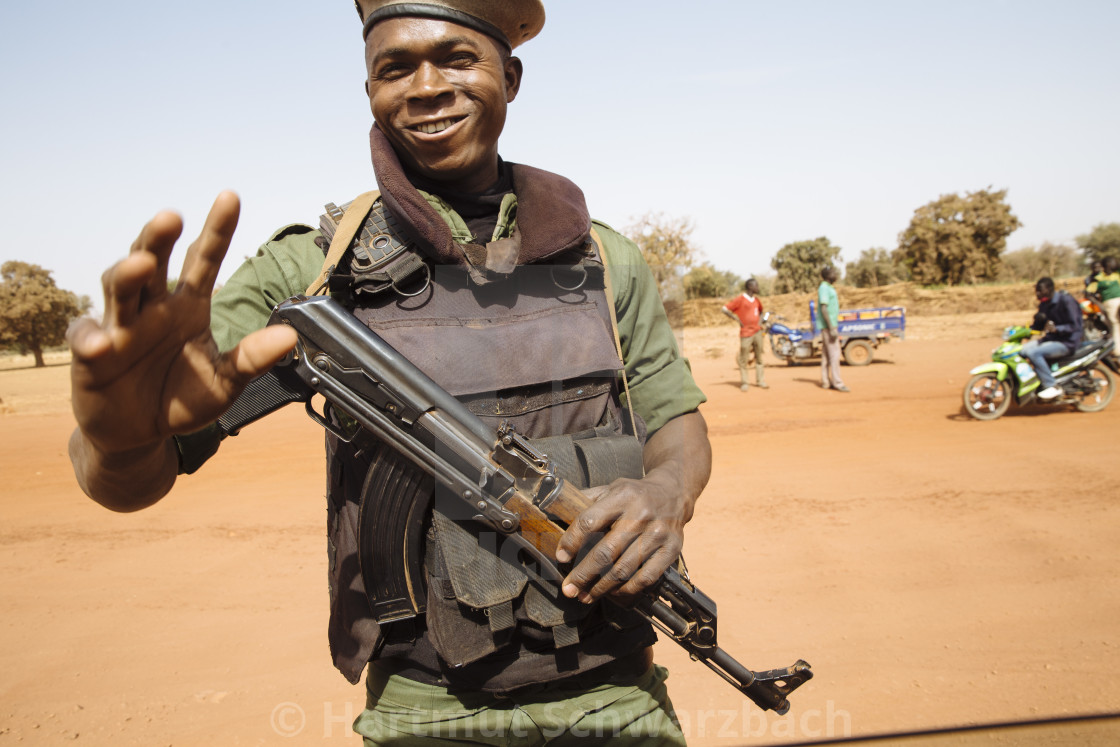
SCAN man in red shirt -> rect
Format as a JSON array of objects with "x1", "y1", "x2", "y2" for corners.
[{"x1": 722, "y1": 278, "x2": 768, "y2": 391}]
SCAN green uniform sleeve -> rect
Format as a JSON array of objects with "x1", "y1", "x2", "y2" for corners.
[
  {"x1": 210, "y1": 225, "x2": 325, "y2": 352},
  {"x1": 593, "y1": 221, "x2": 707, "y2": 435}
]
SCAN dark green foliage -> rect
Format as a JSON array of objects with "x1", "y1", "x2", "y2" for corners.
[
  {"x1": 770, "y1": 237, "x2": 843, "y2": 293},
  {"x1": 894, "y1": 189, "x2": 1021, "y2": 286}
]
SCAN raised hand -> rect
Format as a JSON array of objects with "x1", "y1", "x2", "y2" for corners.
[{"x1": 68, "y1": 192, "x2": 296, "y2": 509}]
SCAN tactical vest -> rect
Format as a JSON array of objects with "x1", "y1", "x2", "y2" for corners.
[{"x1": 321, "y1": 197, "x2": 654, "y2": 689}]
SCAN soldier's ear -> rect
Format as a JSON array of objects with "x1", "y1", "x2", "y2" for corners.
[{"x1": 505, "y1": 56, "x2": 523, "y2": 103}]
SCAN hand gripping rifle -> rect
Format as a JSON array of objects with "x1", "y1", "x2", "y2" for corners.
[{"x1": 218, "y1": 295, "x2": 812, "y2": 713}]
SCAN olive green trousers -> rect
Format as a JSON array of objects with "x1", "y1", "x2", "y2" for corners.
[{"x1": 354, "y1": 661, "x2": 686, "y2": 746}]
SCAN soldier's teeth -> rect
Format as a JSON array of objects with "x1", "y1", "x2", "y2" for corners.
[{"x1": 418, "y1": 119, "x2": 455, "y2": 134}]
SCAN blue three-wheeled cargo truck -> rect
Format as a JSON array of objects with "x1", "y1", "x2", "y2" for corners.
[{"x1": 764, "y1": 302, "x2": 906, "y2": 366}]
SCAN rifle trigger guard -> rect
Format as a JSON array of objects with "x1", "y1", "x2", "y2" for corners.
[{"x1": 304, "y1": 399, "x2": 355, "y2": 442}]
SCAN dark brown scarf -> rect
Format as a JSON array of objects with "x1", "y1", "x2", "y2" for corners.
[{"x1": 369, "y1": 125, "x2": 592, "y2": 279}]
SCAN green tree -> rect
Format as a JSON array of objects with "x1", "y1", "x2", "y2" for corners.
[
  {"x1": 624, "y1": 212, "x2": 699, "y2": 300},
  {"x1": 894, "y1": 188, "x2": 1021, "y2": 286},
  {"x1": 0, "y1": 261, "x2": 84, "y2": 367},
  {"x1": 770, "y1": 237, "x2": 842, "y2": 293},
  {"x1": 845, "y1": 248, "x2": 909, "y2": 288},
  {"x1": 683, "y1": 262, "x2": 742, "y2": 299},
  {"x1": 1000, "y1": 242, "x2": 1081, "y2": 282},
  {"x1": 1075, "y1": 222, "x2": 1120, "y2": 265}
]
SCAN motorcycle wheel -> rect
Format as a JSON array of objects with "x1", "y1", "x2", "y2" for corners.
[
  {"x1": 963, "y1": 373, "x2": 1012, "y2": 420},
  {"x1": 771, "y1": 337, "x2": 794, "y2": 365},
  {"x1": 1074, "y1": 364, "x2": 1116, "y2": 413},
  {"x1": 842, "y1": 340, "x2": 874, "y2": 366}
]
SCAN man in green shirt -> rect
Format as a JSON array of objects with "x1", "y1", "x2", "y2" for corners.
[
  {"x1": 816, "y1": 266, "x2": 849, "y2": 392},
  {"x1": 67, "y1": 1, "x2": 711, "y2": 743},
  {"x1": 1087, "y1": 256, "x2": 1120, "y2": 349}
]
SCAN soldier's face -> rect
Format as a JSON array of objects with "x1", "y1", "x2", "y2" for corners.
[{"x1": 365, "y1": 18, "x2": 521, "y2": 192}]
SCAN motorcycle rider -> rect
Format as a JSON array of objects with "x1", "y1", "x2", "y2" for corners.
[{"x1": 1023, "y1": 276, "x2": 1083, "y2": 400}]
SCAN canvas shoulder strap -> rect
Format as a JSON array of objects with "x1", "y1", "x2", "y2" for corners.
[
  {"x1": 305, "y1": 190, "x2": 380, "y2": 296},
  {"x1": 590, "y1": 227, "x2": 640, "y2": 440}
]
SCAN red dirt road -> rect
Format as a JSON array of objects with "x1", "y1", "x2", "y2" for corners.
[{"x1": 2, "y1": 315, "x2": 1118, "y2": 745}]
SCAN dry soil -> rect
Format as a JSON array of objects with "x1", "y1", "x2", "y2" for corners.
[{"x1": 1, "y1": 311, "x2": 1118, "y2": 745}]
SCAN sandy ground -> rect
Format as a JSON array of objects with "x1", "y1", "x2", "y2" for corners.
[{"x1": 2, "y1": 313, "x2": 1119, "y2": 745}]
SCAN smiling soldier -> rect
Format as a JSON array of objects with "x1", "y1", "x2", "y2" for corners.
[{"x1": 67, "y1": 1, "x2": 711, "y2": 744}]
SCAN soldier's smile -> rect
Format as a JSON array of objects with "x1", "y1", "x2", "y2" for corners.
[{"x1": 409, "y1": 116, "x2": 466, "y2": 136}]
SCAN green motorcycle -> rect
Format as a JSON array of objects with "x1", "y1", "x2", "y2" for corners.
[{"x1": 963, "y1": 326, "x2": 1118, "y2": 421}]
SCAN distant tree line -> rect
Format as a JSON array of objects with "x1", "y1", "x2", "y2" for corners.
[
  {"x1": 624, "y1": 191, "x2": 1120, "y2": 298},
  {"x1": 6, "y1": 202, "x2": 1117, "y2": 363}
]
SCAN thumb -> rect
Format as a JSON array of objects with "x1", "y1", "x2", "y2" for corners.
[
  {"x1": 67, "y1": 317, "x2": 112, "y2": 361},
  {"x1": 223, "y1": 325, "x2": 299, "y2": 383}
]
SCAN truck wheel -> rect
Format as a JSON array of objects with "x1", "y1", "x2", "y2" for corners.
[
  {"x1": 842, "y1": 340, "x2": 874, "y2": 366},
  {"x1": 963, "y1": 373, "x2": 1012, "y2": 420}
]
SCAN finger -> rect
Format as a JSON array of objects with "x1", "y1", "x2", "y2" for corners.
[
  {"x1": 178, "y1": 191, "x2": 240, "y2": 297},
  {"x1": 565, "y1": 528, "x2": 645, "y2": 602},
  {"x1": 220, "y1": 325, "x2": 298, "y2": 385},
  {"x1": 560, "y1": 516, "x2": 643, "y2": 601},
  {"x1": 581, "y1": 485, "x2": 609, "y2": 503},
  {"x1": 555, "y1": 499, "x2": 617, "y2": 564},
  {"x1": 106, "y1": 212, "x2": 183, "y2": 327},
  {"x1": 609, "y1": 538, "x2": 681, "y2": 602},
  {"x1": 132, "y1": 210, "x2": 185, "y2": 304},
  {"x1": 103, "y1": 252, "x2": 158, "y2": 329}
]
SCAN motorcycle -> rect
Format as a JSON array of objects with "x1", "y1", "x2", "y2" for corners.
[
  {"x1": 962, "y1": 326, "x2": 1118, "y2": 420},
  {"x1": 762, "y1": 311, "x2": 818, "y2": 365},
  {"x1": 1080, "y1": 295, "x2": 1111, "y2": 342}
]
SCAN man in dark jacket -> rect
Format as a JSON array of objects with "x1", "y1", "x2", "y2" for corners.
[{"x1": 1023, "y1": 276, "x2": 1083, "y2": 399}]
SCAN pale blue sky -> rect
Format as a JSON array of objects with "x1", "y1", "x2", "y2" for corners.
[{"x1": 2, "y1": 1, "x2": 1118, "y2": 307}]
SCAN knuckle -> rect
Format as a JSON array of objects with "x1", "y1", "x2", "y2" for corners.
[
  {"x1": 604, "y1": 561, "x2": 636, "y2": 583},
  {"x1": 576, "y1": 514, "x2": 599, "y2": 533},
  {"x1": 633, "y1": 567, "x2": 662, "y2": 588},
  {"x1": 589, "y1": 543, "x2": 615, "y2": 567}
]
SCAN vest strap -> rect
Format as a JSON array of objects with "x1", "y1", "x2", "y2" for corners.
[
  {"x1": 591, "y1": 228, "x2": 642, "y2": 444},
  {"x1": 306, "y1": 190, "x2": 380, "y2": 296}
]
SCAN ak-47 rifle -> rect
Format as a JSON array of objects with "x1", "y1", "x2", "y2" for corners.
[{"x1": 217, "y1": 294, "x2": 812, "y2": 713}]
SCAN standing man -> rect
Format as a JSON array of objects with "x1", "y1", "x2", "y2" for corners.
[
  {"x1": 66, "y1": 1, "x2": 712, "y2": 744},
  {"x1": 1024, "y1": 276, "x2": 1083, "y2": 399},
  {"x1": 1087, "y1": 257, "x2": 1120, "y2": 350},
  {"x1": 722, "y1": 278, "x2": 768, "y2": 391},
  {"x1": 816, "y1": 266, "x2": 849, "y2": 392}
]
